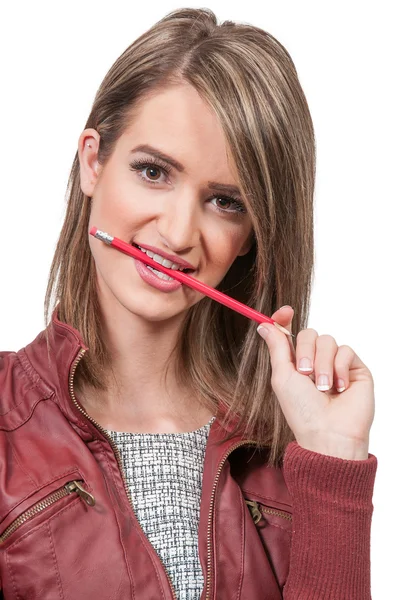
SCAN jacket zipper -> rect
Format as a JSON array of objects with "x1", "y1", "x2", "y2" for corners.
[
  {"x1": 0, "y1": 479, "x2": 95, "y2": 544},
  {"x1": 205, "y1": 440, "x2": 260, "y2": 600},
  {"x1": 244, "y1": 499, "x2": 292, "y2": 524},
  {"x1": 68, "y1": 349, "x2": 178, "y2": 600}
]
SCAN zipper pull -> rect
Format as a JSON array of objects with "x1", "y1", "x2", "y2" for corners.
[
  {"x1": 65, "y1": 480, "x2": 96, "y2": 506},
  {"x1": 245, "y1": 500, "x2": 262, "y2": 524}
]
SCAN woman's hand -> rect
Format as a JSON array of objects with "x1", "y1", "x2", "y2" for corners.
[{"x1": 257, "y1": 306, "x2": 375, "y2": 460}]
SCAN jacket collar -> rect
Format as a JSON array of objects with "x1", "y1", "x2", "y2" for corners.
[
  {"x1": 28, "y1": 305, "x2": 247, "y2": 454},
  {"x1": 24, "y1": 305, "x2": 91, "y2": 433}
]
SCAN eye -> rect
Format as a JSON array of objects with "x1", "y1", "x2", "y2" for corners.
[
  {"x1": 129, "y1": 158, "x2": 170, "y2": 185},
  {"x1": 210, "y1": 196, "x2": 247, "y2": 216}
]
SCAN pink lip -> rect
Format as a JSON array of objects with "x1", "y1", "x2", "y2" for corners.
[
  {"x1": 132, "y1": 242, "x2": 196, "y2": 271},
  {"x1": 133, "y1": 256, "x2": 182, "y2": 292}
]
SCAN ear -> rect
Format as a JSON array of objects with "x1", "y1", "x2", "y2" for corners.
[
  {"x1": 237, "y1": 229, "x2": 255, "y2": 257},
  {"x1": 78, "y1": 128, "x2": 101, "y2": 198}
]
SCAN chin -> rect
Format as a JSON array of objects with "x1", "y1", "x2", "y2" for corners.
[{"x1": 116, "y1": 294, "x2": 189, "y2": 324}]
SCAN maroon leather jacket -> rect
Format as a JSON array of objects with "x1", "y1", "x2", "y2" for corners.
[{"x1": 0, "y1": 309, "x2": 377, "y2": 599}]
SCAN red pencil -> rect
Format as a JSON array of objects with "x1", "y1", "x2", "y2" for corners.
[{"x1": 89, "y1": 227, "x2": 293, "y2": 337}]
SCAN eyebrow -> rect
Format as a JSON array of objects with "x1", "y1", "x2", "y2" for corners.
[{"x1": 130, "y1": 144, "x2": 242, "y2": 197}]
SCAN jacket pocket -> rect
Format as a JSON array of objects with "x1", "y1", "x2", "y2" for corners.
[
  {"x1": 244, "y1": 496, "x2": 292, "y2": 590},
  {"x1": 0, "y1": 473, "x2": 95, "y2": 545}
]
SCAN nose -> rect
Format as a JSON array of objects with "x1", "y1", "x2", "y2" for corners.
[{"x1": 156, "y1": 193, "x2": 201, "y2": 252}]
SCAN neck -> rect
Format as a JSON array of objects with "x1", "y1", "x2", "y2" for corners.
[{"x1": 74, "y1": 295, "x2": 214, "y2": 433}]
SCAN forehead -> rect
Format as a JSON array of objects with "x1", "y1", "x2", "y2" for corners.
[{"x1": 120, "y1": 84, "x2": 238, "y2": 182}]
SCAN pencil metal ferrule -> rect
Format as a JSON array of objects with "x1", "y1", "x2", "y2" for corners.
[{"x1": 94, "y1": 230, "x2": 114, "y2": 245}]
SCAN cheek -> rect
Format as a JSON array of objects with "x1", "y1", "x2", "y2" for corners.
[
  {"x1": 90, "y1": 178, "x2": 148, "y2": 237},
  {"x1": 207, "y1": 229, "x2": 247, "y2": 272},
  {"x1": 92, "y1": 160, "x2": 138, "y2": 211}
]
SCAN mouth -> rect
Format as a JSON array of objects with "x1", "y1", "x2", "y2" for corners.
[{"x1": 131, "y1": 243, "x2": 195, "y2": 275}]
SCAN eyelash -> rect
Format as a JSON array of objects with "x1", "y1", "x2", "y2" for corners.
[{"x1": 128, "y1": 158, "x2": 247, "y2": 217}]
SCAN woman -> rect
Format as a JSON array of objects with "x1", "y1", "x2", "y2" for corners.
[{"x1": 0, "y1": 7, "x2": 377, "y2": 600}]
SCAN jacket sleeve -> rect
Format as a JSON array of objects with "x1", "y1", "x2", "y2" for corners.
[{"x1": 281, "y1": 441, "x2": 377, "y2": 600}]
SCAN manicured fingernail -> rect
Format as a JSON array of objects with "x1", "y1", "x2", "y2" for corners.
[
  {"x1": 257, "y1": 323, "x2": 272, "y2": 337},
  {"x1": 317, "y1": 374, "x2": 330, "y2": 391},
  {"x1": 336, "y1": 378, "x2": 346, "y2": 392},
  {"x1": 298, "y1": 357, "x2": 313, "y2": 372}
]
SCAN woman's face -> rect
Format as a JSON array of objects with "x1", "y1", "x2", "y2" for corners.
[{"x1": 79, "y1": 83, "x2": 253, "y2": 323}]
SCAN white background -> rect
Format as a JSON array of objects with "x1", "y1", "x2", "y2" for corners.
[{"x1": 0, "y1": 1, "x2": 396, "y2": 597}]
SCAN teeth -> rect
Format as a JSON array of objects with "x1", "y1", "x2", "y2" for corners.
[
  {"x1": 146, "y1": 266, "x2": 174, "y2": 281},
  {"x1": 153, "y1": 253, "x2": 173, "y2": 269},
  {"x1": 137, "y1": 246, "x2": 187, "y2": 271}
]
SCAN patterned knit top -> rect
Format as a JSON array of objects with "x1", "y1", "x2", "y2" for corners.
[{"x1": 105, "y1": 415, "x2": 216, "y2": 600}]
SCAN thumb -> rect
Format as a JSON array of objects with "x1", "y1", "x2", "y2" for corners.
[{"x1": 257, "y1": 318, "x2": 295, "y2": 377}]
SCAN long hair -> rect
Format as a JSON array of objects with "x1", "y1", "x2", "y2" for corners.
[{"x1": 44, "y1": 7, "x2": 316, "y2": 466}]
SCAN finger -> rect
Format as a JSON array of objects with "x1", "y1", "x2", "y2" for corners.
[
  {"x1": 296, "y1": 328, "x2": 318, "y2": 374},
  {"x1": 313, "y1": 334, "x2": 339, "y2": 392},
  {"x1": 332, "y1": 344, "x2": 356, "y2": 392},
  {"x1": 271, "y1": 305, "x2": 295, "y2": 360},
  {"x1": 270, "y1": 305, "x2": 294, "y2": 329},
  {"x1": 257, "y1": 319, "x2": 296, "y2": 379}
]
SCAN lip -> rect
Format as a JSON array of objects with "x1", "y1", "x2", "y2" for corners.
[
  {"x1": 133, "y1": 256, "x2": 182, "y2": 292},
  {"x1": 131, "y1": 241, "x2": 196, "y2": 271}
]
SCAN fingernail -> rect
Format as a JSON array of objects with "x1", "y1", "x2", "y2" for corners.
[
  {"x1": 336, "y1": 378, "x2": 346, "y2": 392},
  {"x1": 298, "y1": 357, "x2": 313, "y2": 372},
  {"x1": 317, "y1": 374, "x2": 330, "y2": 391},
  {"x1": 257, "y1": 323, "x2": 271, "y2": 337}
]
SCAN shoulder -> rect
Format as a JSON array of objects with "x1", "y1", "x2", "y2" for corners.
[{"x1": 0, "y1": 348, "x2": 53, "y2": 432}]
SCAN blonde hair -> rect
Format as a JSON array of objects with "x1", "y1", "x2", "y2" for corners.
[{"x1": 45, "y1": 7, "x2": 315, "y2": 466}]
